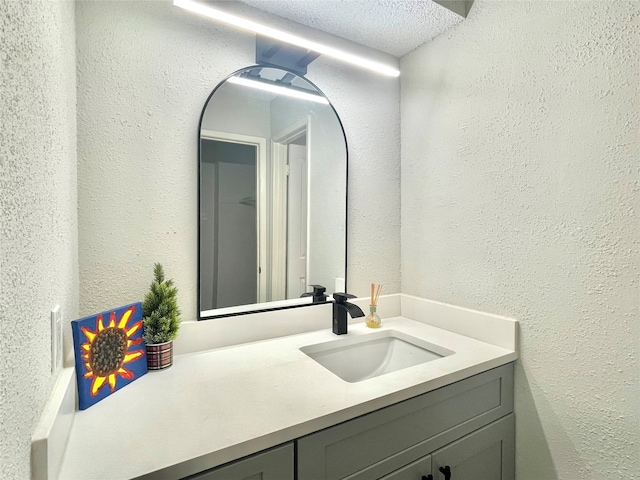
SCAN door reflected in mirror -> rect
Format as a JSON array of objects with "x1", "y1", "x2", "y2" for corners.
[{"x1": 199, "y1": 66, "x2": 347, "y2": 318}]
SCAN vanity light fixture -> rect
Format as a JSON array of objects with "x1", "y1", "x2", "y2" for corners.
[
  {"x1": 227, "y1": 76, "x2": 329, "y2": 104},
  {"x1": 173, "y1": 0, "x2": 400, "y2": 77}
]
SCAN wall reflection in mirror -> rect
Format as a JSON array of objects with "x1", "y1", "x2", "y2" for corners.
[{"x1": 199, "y1": 66, "x2": 347, "y2": 318}]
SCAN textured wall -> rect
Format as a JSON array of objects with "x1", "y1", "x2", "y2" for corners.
[
  {"x1": 401, "y1": 1, "x2": 639, "y2": 479},
  {"x1": 76, "y1": 0, "x2": 400, "y2": 320},
  {"x1": 0, "y1": 0, "x2": 78, "y2": 477}
]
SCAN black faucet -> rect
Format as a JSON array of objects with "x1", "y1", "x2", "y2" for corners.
[
  {"x1": 332, "y1": 293, "x2": 365, "y2": 335},
  {"x1": 300, "y1": 284, "x2": 328, "y2": 303}
]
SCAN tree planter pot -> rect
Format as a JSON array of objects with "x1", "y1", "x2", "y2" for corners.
[{"x1": 146, "y1": 341, "x2": 173, "y2": 370}]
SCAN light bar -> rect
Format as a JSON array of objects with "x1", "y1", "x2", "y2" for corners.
[
  {"x1": 227, "y1": 76, "x2": 330, "y2": 104},
  {"x1": 173, "y1": 0, "x2": 400, "y2": 77}
]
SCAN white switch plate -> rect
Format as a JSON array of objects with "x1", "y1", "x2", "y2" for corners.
[{"x1": 51, "y1": 305, "x2": 62, "y2": 374}]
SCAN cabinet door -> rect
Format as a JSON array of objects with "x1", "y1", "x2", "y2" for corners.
[
  {"x1": 431, "y1": 414, "x2": 514, "y2": 480},
  {"x1": 378, "y1": 454, "x2": 432, "y2": 480},
  {"x1": 188, "y1": 443, "x2": 294, "y2": 480}
]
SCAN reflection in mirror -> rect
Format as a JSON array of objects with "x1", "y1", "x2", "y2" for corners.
[{"x1": 199, "y1": 66, "x2": 347, "y2": 319}]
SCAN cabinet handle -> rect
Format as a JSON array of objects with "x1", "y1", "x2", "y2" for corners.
[
  {"x1": 421, "y1": 476, "x2": 433, "y2": 480},
  {"x1": 439, "y1": 465, "x2": 452, "y2": 480}
]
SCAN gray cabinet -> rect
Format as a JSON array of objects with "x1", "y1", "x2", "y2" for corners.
[
  {"x1": 187, "y1": 443, "x2": 294, "y2": 480},
  {"x1": 376, "y1": 414, "x2": 515, "y2": 480},
  {"x1": 185, "y1": 364, "x2": 514, "y2": 480},
  {"x1": 432, "y1": 414, "x2": 515, "y2": 480},
  {"x1": 297, "y1": 364, "x2": 514, "y2": 480}
]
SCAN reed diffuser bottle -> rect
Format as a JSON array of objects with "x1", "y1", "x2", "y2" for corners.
[{"x1": 366, "y1": 283, "x2": 383, "y2": 328}]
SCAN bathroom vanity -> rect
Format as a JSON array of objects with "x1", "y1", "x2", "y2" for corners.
[
  {"x1": 193, "y1": 364, "x2": 514, "y2": 480},
  {"x1": 33, "y1": 295, "x2": 518, "y2": 480}
]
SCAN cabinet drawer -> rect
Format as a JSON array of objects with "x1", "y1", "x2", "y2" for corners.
[{"x1": 297, "y1": 364, "x2": 513, "y2": 480}]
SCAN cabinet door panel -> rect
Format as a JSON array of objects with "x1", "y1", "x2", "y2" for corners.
[
  {"x1": 432, "y1": 414, "x2": 515, "y2": 480},
  {"x1": 188, "y1": 443, "x2": 294, "y2": 480},
  {"x1": 378, "y1": 454, "x2": 431, "y2": 480}
]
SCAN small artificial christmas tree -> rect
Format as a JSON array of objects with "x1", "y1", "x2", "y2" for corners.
[{"x1": 142, "y1": 263, "x2": 181, "y2": 345}]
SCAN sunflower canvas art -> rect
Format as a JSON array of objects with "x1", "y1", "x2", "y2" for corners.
[{"x1": 71, "y1": 302, "x2": 147, "y2": 410}]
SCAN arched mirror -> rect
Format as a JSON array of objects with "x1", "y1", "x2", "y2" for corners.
[{"x1": 199, "y1": 66, "x2": 347, "y2": 319}]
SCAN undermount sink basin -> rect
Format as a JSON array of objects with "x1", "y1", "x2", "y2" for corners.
[{"x1": 300, "y1": 330, "x2": 454, "y2": 383}]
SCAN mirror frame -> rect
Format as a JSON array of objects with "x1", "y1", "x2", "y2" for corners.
[{"x1": 197, "y1": 65, "x2": 349, "y2": 320}]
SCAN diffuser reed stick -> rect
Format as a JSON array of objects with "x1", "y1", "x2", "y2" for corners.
[{"x1": 370, "y1": 283, "x2": 383, "y2": 306}]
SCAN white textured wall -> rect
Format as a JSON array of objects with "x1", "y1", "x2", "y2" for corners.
[
  {"x1": 0, "y1": 0, "x2": 78, "y2": 477},
  {"x1": 76, "y1": 0, "x2": 400, "y2": 320},
  {"x1": 401, "y1": 1, "x2": 639, "y2": 479}
]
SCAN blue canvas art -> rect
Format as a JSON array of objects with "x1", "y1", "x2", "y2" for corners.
[{"x1": 71, "y1": 302, "x2": 147, "y2": 410}]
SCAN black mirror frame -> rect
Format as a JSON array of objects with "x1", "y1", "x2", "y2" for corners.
[{"x1": 197, "y1": 65, "x2": 349, "y2": 320}]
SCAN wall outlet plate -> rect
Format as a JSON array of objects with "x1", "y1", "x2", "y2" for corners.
[{"x1": 51, "y1": 305, "x2": 62, "y2": 374}]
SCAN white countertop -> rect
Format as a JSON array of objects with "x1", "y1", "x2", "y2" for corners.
[{"x1": 54, "y1": 313, "x2": 517, "y2": 480}]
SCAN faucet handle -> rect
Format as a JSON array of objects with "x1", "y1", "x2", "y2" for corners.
[
  {"x1": 301, "y1": 285, "x2": 327, "y2": 303},
  {"x1": 333, "y1": 292, "x2": 356, "y2": 304},
  {"x1": 309, "y1": 285, "x2": 326, "y2": 295}
]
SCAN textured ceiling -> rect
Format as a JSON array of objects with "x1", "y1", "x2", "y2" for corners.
[{"x1": 235, "y1": 0, "x2": 464, "y2": 57}]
